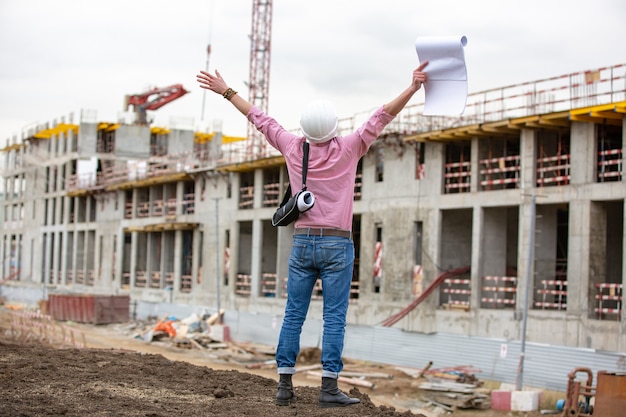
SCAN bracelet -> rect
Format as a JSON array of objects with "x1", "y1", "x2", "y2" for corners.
[{"x1": 222, "y1": 88, "x2": 237, "y2": 100}]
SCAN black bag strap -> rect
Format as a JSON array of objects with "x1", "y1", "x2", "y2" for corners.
[
  {"x1": 279, "y1": 141, "x2": 310, "y2": 207},
  {"x1": 301, "y1": 141, "x2": 309, "y2": 190}
]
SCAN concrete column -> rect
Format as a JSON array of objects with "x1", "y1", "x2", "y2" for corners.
[
  {"x1": 131, "y1": 189, "x2": 138, "y2": 218},
  {"x1": 60, "y1": 197, "x2": 69, "y2": 282},
  {"x1": 470, "y1": 206, "x2": 484, "y2": 308},
  {"x1": 144, "y1": 233, "x2": 152, "y2": 281},
  {"x1": 5, "y1": 233, "x2": 11, "y2": 279},
  {"x1": 569, "y1": 121, "x2": 596, "y2": 185},
  {"x1": 567, "y1": 200, "x2": 591, "y2": 335},
  {"x1": 46, "y1": 197, "x2": 53, "y2": 226},
  {"x1": 130, "y1": 231, "x2": 138, "y2": 287},
  {"x1": 275, "y1": 227, "x2": 292, "y2": 298},
  {"x1": 50, "y1": 133, "x2": 57, "y2": 159},
  {"x1": 516, "y1": 117, "x2": 554, "y2": 313},
  {"x1": 253, "y1": 169, "x2": 264, "y2": 209},
  {"x1": 470, "y1": 137, "x2": 480, "y2": 193},
  {"x1": 176, "y1": 181, "x2": 185, "y2": 215},
  {"x1": 115, "y1": 232, "x2": 124, "y2": 288},
  {"x1": 6, "y1": 234, "x2": 13, "y2": 280},
  {"x1": 16, "y1": 235, "x2": 22, "y2": 282},
  {"x1": 420, "y1": 207, "x2": 441, "y2": 334},
  {"x1": 52, "y1": 231, "x2": 60, "y2": 285},
  {"x1": 31, "y1": 234, "x2": 41, "y2": 284},
  {"x1": 69, "y1": 231, "x2": 77, "y2": 285},
  {"x1": 43, "y1": 232, "x2": 52, "y2": 285},
  {"x1": 425, "y1": 142, "x2": 444, "y2": 196},
  {"x1": 233, "y1": 220, "x2": 245, "y2": 294},
  {"x1": 519, "y1": 128, "x2": 537, "y2": 190},
  {"x1": 99, "y1": 233, "x2": 106, "y2": 288},
  {"x1": 56, "y1": 167, "x2": 63, "y2": 196},
  {"x1": 96, "y1": 233, "x2": 105, "y2": 287},
  {"x1": 201, "y1": 224, "x2": 215, "y2": 291},
  {"x1": 250, "y1": 218, "x2": 263, "y2": 297},
  {"x1": 589, "y1": 201, "x2": 607, "y2": 301},
  {"x1": 159, "y1": 232, "x2": 166, "y2": 287},
  {"x1": 59, "y1": 130, "x2": 66, "y2": 155},
  {"x1": 250, "y1": 169, "x2": 263, "y2": 298},
  {"x1": 516, "y1": 202, "x2": 534, "y2": 322},
  {"x1": 173, "y1": 230, "x2": 182, "y2": 291},
  {"x1": 0, "y1": 234, "x2": 6, "y2": 279},
  {"x1": 469, "y1": 206, "x2": 484, "y2": 336}
]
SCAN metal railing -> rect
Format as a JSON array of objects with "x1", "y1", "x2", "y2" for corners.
[
  {"x1": 217, "y1": 63, "x2": 626, "y2": 166},
  {"x1": 11, "y1": 63, "x2": 626, "y2": 193}
]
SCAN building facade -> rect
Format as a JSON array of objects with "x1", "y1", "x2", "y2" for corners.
[{"x1": 2, "y1": 64, "x2": 625, "y2": 354}]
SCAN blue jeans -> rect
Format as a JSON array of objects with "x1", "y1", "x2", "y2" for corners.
[{"x1": 276, "y1": 235, "x2": 354, "y2": 379}]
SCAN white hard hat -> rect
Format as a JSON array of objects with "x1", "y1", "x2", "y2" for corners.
[{"x1": 299, "y1": 100, "x2": 338, "y2": 144}]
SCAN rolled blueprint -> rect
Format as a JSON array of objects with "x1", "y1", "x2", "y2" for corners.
[{"x1": 297, "y1": 190, "x2": 315, "y2": 212}]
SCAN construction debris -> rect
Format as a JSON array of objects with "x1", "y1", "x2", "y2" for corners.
[
  {"x1": 109, "y1": 313, "x2": 495, "y2": 410},
  {"x1": 417, "y1": 367, "x2": 491, "y2": 410},
  {"x1": 419, "y1": 381, "x2": 478, "y2": 393},
  {"x1": 420, "y1": 386, "x2": 490, "y2": 409},
  {"x1": 424, "y1": 365, "x2": 484, "y2": 386},
  {"x1": 395, "y1": 366, "x2": 426, "y2": 379}
]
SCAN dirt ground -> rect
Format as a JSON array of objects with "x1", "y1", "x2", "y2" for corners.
[{"x1": 0, "y1": 307, "x2": 553, "y2": 417}]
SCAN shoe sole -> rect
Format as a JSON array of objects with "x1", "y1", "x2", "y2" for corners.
[
  {"x1": 275, "y1": 397, "x2": 295, "y2": 406},
  {"x1": 318, "y1": 401, "x2": 360, "y2": 408}
]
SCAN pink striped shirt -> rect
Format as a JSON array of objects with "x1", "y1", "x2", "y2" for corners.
[{"x1": 247, "y1": 105, "x2": 395, "y2": 231}]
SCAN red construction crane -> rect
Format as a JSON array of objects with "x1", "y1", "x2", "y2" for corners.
[
  {"x1": 125, "y1": 84, "x2": 189, "y2": 125},
  {"x1": 247, "y1": 0, "x2": 273, "y2": 158}
]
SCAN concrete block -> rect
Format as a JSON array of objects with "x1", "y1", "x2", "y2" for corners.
[
  {"x1": 511, "y1": 390, "x2": 539, "y2": 411},
  {"x1": 491, "y1": 390, "x2": 511, "y2": 410}
]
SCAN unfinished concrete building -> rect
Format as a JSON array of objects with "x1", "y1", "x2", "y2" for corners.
[{"x1": 2, "y1": 64, "x2": 625, "y2": 387}]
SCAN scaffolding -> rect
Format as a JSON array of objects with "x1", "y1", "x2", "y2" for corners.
[
  {"x1": 444, "y1": 160, "x2": 471, "y2": 193},
  {"x1": 597, "y1": 148, "x2": 623, "y2": 181},
  {"x1": 481, "y1": 275, "x2": 517, "y2": 308},
  {"x1": 480, "y1": 155, "x2": 520, "y2": 191},
  {"x1": 537, "y1": 137, "x2": 570, "y2": 187},
  {"x1": 594, "y1": 283, "x2": 622, "y2": 320},
  {"x1": 535, "y1": 279, "x2": 568, "y2": 310},
  {"x1": 440, "y1": 277, "x2": 471, "y2": 309}
]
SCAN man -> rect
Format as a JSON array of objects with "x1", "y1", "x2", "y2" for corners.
[{"x1": 197, "y1": 61, "x2": 428, "y2": 407}]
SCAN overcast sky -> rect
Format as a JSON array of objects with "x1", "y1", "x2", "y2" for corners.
[{"x1": 1, "y1": 0, "x2": 624, "y2": 143}]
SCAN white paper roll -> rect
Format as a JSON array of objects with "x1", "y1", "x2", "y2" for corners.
[
  {"x1": 297, "y1": 191, "x2": 315, "y2": 212},
  {"x1": 415, "y1": 35, "x2": 468, "y2": 115}
]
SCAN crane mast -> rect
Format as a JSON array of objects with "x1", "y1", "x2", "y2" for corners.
[{"x1": 247, "y1": 0, "x2": 273, "y2": 158}]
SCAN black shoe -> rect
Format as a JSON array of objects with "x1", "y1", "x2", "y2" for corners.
[
  {"x1": 275, "y1": 374, "x2": 295, "y2": 406},
  {"x1": 319, "y1": 377, "x2": 360, "y2": 408}
]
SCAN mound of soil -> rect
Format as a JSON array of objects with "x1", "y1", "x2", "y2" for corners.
[{"x1": 0, "y1": 339, "x2": 419, "y2": 417}]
